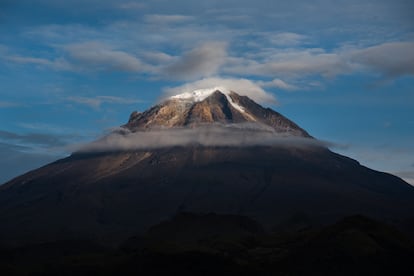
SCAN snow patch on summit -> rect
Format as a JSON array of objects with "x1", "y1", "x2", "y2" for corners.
[
  {"x1": 171, "y1": 87, "x2": 229, "y2": 102},
  {"x1": 170, "y1": 87, "x2": 251, "y2": 117}
]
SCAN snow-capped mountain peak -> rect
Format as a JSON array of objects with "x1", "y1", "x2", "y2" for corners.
[
  {"x1": 126, "y1": 89, "x2": 310, "y2": 137},
  {"x1": 170, "y1": 87, "x2": 247, "y2": 114},
  {"x1": 170, "y1": 87, "x2": 230, "y2": 102}
]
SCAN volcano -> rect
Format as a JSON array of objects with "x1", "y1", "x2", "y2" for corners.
[{"x1": 1, "y1": 88, "x2": 414, "y2": 247}]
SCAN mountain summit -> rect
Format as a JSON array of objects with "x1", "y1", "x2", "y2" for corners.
[
  {"x1": 1, "y1": 88, "x2": 414, "y2": 247},
  {"x1": 126, "y1": 88, "x2": 309, "y2": 137}
]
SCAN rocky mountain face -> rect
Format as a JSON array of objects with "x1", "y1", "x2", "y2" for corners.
[
  {"x1": 125, "y1": 89, "x2": 310, "y2": 137},
  {"x1": 1, "y1": 88, "x2": 414, "y2": 248}
]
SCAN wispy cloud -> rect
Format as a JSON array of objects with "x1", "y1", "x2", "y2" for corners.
[
  {"x1": 0, "y1": 129, "x2": 74, "y2": 149},
  {"x1": 349, "y1": 41, "x2": 414, "y2": 78},
  {"x1": 144, "y1": 14, "x2": 195, "y2": 24},
  {"x1": 8, "y1": 56, "x2": 54, "y2": 66},
  {"x1": 118, "y1": 2, "x2": 146, "y2": 10},
  {"x1": 18, "y1": 122, "x2": 90, "y2": 136},
  {"x1": 64, "y1": 41, "x2": 152, "y2": 73},
  {"x1": 66, "y1": 95, "x2": 143, "y2": 109},
  {"x1": 8, "y1": 39, "x2": 413, "y2": 83},
  {"x1": 225, "y1": 41, "x2": 414, "y2": 82},
  {"x1": 164, "y1": 41, "x2": 228, "y2": 80},
  {"x1": 4, "y1": 41, "x2": 152, "y2": 74},
  {"x1": 142, "y1": 51, "x2": 175, "y2": 63},
  {"x1": 224, "y1": 48, "x2": 351, "y2": 79},
  {"x1": 267, "y1": 32, "x2": 309, "y2": 47},
  {"x1": 6, "y1": 55, "x2": 72, "y2": 70},
  {"x1": 259, "y1": 79, "x2": 298, "y2": 91},
  {"x1": 6, "y1": 5, "x2": 412, "y2": 86},
  {"x1": 0, "y1": 101, "x2": 21, "y2": 108}
]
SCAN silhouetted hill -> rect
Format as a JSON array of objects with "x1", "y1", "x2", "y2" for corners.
[{"x1": 1, "y1": 214, "x2": 413, "y2": 276}]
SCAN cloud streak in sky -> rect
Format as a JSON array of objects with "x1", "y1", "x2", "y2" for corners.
[
  {"x1": 0, "y1": 101, "x2": 21, "y2": 108},
  {"x1": 7, "y1": 36, "x2": 413, "y2": 88},
  {"x1": 3, "y1": 11, "x2": 413, "y2": 87},
  {"x1": 64, "y1": 41, "x2": 151, "y2": 73},
  {"x1": 144, "y1": 14, "x2": 195, "y2": 24},
  {"x1": 0, "y1": 129, "x2": 73, "y2": 149},
  {"x1": 165, "y1": 41, "x2": 227, "y2": 80},
  {"x1": 349, "y1": 42, "x2": 414, "y2": 78},
  {"x1": 66, "y1": 95, "x2": 143, "y2": 109},
  {"x1": 6, "y1": 55, "x2": 72, "y2": 71},
  {"x1": 224, "y1": 48, "x2": 351, "y2": 79},
  {"x1": 267, "y1": 32, "x2": 309, "y2": 47},
  {"x1": 259, "y1": 79, "x2": 299, "y2": 91}
]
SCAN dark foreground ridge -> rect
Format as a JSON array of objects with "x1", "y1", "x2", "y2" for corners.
[{"x1": 1, "y1": 213, "x2": 413, "y2": 276}]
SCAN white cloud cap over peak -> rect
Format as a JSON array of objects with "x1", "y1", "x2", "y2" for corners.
[{"x1": 163, "y1": 77, "x2": 277, "y2": 105}]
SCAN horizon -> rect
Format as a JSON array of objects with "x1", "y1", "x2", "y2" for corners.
[{"x1": 0, "y1": 0, "x2": 413, "y2": 184}]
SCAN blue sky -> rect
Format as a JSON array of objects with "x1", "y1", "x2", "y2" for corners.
[{"x1": 0, "y1": 0, "x2": 413, "y2": 184}]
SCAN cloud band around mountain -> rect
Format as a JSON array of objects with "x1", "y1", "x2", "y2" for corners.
[{"x1": 75, "y1": 125, "x2": 332, "y2": 152}]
